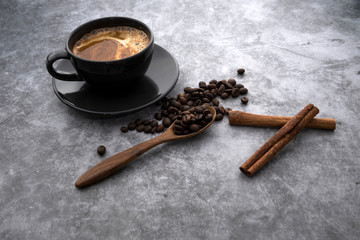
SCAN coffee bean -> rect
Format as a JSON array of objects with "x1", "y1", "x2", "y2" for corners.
[
  {"x1": 195, "y1": 114, "x2": 203, "y2": 121},
  {"x1": 121, "y1": 127, "x2": 128, "y2": 133},
  {"x1": 241, "y1": 96, "x2": 249, "y2": 104},
  {"x1": 161, "y1": 101, "x2": 169, "y2": 109},
  {"x1": 128, "y1": 122, "x2": 136, "y2": 130},
  {"x1": 234, "y1": 83, "x2": 244, "y2": 89},
  {"x1": 154, "y1": 112, "x2": 162, "y2": 120},
  {"x1": 215, "y1": 113, "x2": 224, "y2": 121},
  {"x1": 223, "y1": 81, "x2": 233, "y2": 89},
  {"x1": 187, "y1": 100, "x2": 194, "y2": 106},
  {"x1": 151, "y1": 127, "x2": 157, "y2": 134},
  {"x1": 194, "y1": 99, "x2": 202, "y2": 106},
  {"x1": 207, "y1": 84, "x2": 217, "y2": 89},
  {"x1": 135, "y1": 118, "x2": 143, "y2": 126},
  {"x1": 97, "y1": 145, "x2": 106, "y2": 156},
  {"x1": 144, "y1": 125, "x2": 152, "y2": 133},
  {"x1": 174, "y1": 124, "x2": 185, "y2": 131},
  {"x1": 225, "y1": 88, "x2": 233, "y2": 94},
  {"x1": 190, "y1": 91, "x2": 200, "y2": 99},
  {"x1": 163, "y1": 117, "x2": 171, "y2": 127},
  {"x1": 179, "y1": 97, "x2": 187, "y2": 105},
  {"x1": 155, "y1": 100, "x2": 162, "y2": 106},
  {"x1": 167, "y1": 107, "x2": 178, "y2": 114},
  {"x1": 202, "y1": 97, "x2": 210, "y2": 103},
  {"x1": 170, "y1": 115, "x2": 178, "y2": 122},
  {"x1": 210, "y1": 88, "x2": 218, "y2": 96},
  {"x1": 209, "y1": 79, "x2": 217, "y2": 84},
  {"x1": 228, "y1": 78, "x2": 236, "y2": 86},
  {"x1": 156, "y1": 124, "x2": 165, "y2": 133},
  {"x1": 189, "y1": 124, "x2": 201, "y2": 132},
  {"x1": 184, "y1": 87, "x2": 196, "y2": 93},
  {"x1": 161, "y1": 110, "x2": 168, "y2": 117},
  {"x1": 237, "y1": 68, "x2": 245, "y2": 75},
  {"x1": 199, "y1": 81, "x2": 206, "y2": 88},
  {"x1": 174, "y1": 130, "x2": 184, "y2": 135},
  {"x1": 231, "y1": 88, "x2": 240, "y2": 98},
  {"x1": 184, "y1": 93, "x2": 191, "y2": 100},
  {"x1": 182, "y1": 115, "x2": 191, "y2": 124},
  {"x1": 225, "y1": 108, "x2": 232, "y2": 115},
  {"x1": 143, "y1": 120, "x2": 150, "y2": 126},
  {"x1": 204, "y1": 92, "x2": 214, "y2": 100},
  {"x1": 182, "y1": 105, "x2": 191, "y2": 111},
  {"x1": 218, "y1": 106, "x2": 225, "y2": 114},
  {"x1": 195, "y1": 106, "x2": 203, "y2": 114},
  {"x1": 220, "y1": 92, "x2": 229, "y2": 99},
  {"x1": 239, "y1": 87, "x2": 248, "y2": 95},
  {"x1": 212, "y1": 98, "x2": 219, "y2": 106},
  {"x1": 173, "y1": 101, "x2": 182, "y2": 109},
  {"x1": 218, "y1": 84, "x2": 225, "y2": 95},
  {"x1": 204, "y1": 113, "x2": 213, "y2": 122},
  {"x1": 177, "y1": 93, "x2": 184, "y2": 99},
  {"x1": 150, "y1": 120, "x2": 158, "y2": 127},
  {"x1": 136, "y1": 124, "x2": 145, "y2": 132}
]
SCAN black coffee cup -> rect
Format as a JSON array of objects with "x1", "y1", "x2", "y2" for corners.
[{"x1": 46, "y1": 17, "x2": 154, "y2": 87}]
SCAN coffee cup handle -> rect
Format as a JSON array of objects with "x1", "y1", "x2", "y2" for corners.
[{"x1": 46, "y1": 50, "x2": 80, "y2": 81}]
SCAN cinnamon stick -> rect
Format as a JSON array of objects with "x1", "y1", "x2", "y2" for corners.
[
  {"x1": 228, "y1": 111, "x2": 335, "y2": 130},
  {"x1": 240, "y1": 104, "x2": 319, "y2": 176}
]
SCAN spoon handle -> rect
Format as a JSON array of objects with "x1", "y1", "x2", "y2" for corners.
[{"x1": 75, "y1": 135, "x2": 168, "y2": 188}]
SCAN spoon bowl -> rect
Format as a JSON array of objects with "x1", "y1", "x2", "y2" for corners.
[{"x1": 75, "y1": 106, "x2": 216, "y2": 188}]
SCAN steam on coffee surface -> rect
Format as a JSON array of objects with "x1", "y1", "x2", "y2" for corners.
[{"x1": 72, "y1": 26, "x2": 149, "y2": 61}]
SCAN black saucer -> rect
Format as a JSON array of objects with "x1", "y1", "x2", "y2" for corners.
[{"x1": 52, "y1": 44, "x2": 179, "y2": 115}]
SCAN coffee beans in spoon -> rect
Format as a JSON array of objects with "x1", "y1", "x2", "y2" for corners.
[{"x1": 120, "y1": 68, "x2": 248, "y2": 135}]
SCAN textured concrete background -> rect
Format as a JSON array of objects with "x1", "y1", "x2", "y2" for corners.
[{"x1": 1, "y1": 0, "x2": 360, "y2": 239}]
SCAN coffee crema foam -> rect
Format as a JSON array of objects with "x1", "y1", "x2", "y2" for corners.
[{"x1": 72, "y1": 26, "x2": 150, "y2": 61}]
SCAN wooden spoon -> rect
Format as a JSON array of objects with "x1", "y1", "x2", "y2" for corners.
[{"x1": 75, "y1": 106, "x2": 216, "y2": 188}]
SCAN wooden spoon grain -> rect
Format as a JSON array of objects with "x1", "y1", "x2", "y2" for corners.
[{"x1": 75, "y1": 106, "x2": 216, "y2": 188}]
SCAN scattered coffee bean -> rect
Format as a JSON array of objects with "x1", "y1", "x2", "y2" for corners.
[
  {"x1": 239, "y1": 87, "x2": 248, "y2": 95},
  {"x1": 163, "y1": 117, "x2": 171, "y2": 127},
  {"x1": 218, "y1": 84, "x2": 225, "y2": 95},
  {"x1": 207, "y1": 84, "x2": 217, "y2": 89},
  {"x1": 154, "y1": 112, "x2": 162, "y2": 120},
  {"x1": 225, "y1": 108, "x2": 232, "y2": 115},
  {"x1": 231, "y1": 88, "x2": 240, "y2": 98},
  {"x1": 121, "y1": 127, "x2": 128, "y2": 133},
  {"x1": 209, "y1": 79, "x2": 217, "y2": 84},
  {"x1": 221, "y1": 92, "x2": 229, "y2": 99},
  {"x1": 237, "y1": 68, "x2": 245, "y2": 75},
  {"x1": 179, "y1": 97, "x2": 187, "y2": 105},
  {"x1": 199, "y1": 81, "x2": 206, "y2": 88},
  {"x1": 151, "y1": 127, "x2": 157, "y2": 134},
  {"x1": 143, "y1": 120, "x2": 150, "y2": 126},
  {"x1": 128, "y1": 122, "x2": 136, "y2": 130},
  {"x1": 234, "y1": 83, "x2": 244, "y2": 89},
  {"x1": 135, "y1": 118, "x2": 143, "y2": 126},
  {"x1": 241, "y1": 96, "x2": 249, "y2": 104},
  {"x1": 215, "y1": 113, "x2": 223, "y2": 121},
  {"x1": 144, "y1": 125, "x2": 152, "y2": 133},
  {"x1": 97, "y1": 145, "x2": 106, "y2": 156},
  {"x1": 212, "y1": 98, "x2": 219, "y2": 106},
  {"x1": 228, "y1": 78, "x2": 236, "y2": 86},
  {"x1": 156, "y1": 124, "x2": 165, "y2": 133},
  {"x1": 150, "y1": 120, "x2": 158, "y2": 128},
  {"x1": 136, "y1": 124, "x2": 145, "y2": 132}
]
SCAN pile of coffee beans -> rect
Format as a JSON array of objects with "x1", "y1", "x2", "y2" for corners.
[
  {"x1": 173, "y1": 106, "x2": 214, "y2": 135},
  {"x1": 120, "y1": 69, "x2": 248, "y2": 135}
]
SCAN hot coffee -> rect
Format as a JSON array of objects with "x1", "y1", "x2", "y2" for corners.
[{"x1": 72, "y1": 26, "x2": 150, "y2": 61}]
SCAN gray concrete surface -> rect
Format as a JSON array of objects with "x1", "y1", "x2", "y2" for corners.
[{"x1": 1, "y1": 0, "x2": 360, "y2": 239}]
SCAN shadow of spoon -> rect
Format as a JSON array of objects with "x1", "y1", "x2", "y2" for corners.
[{"x1": 75, "y1": 106, "x2": 216, "y2": 188}]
